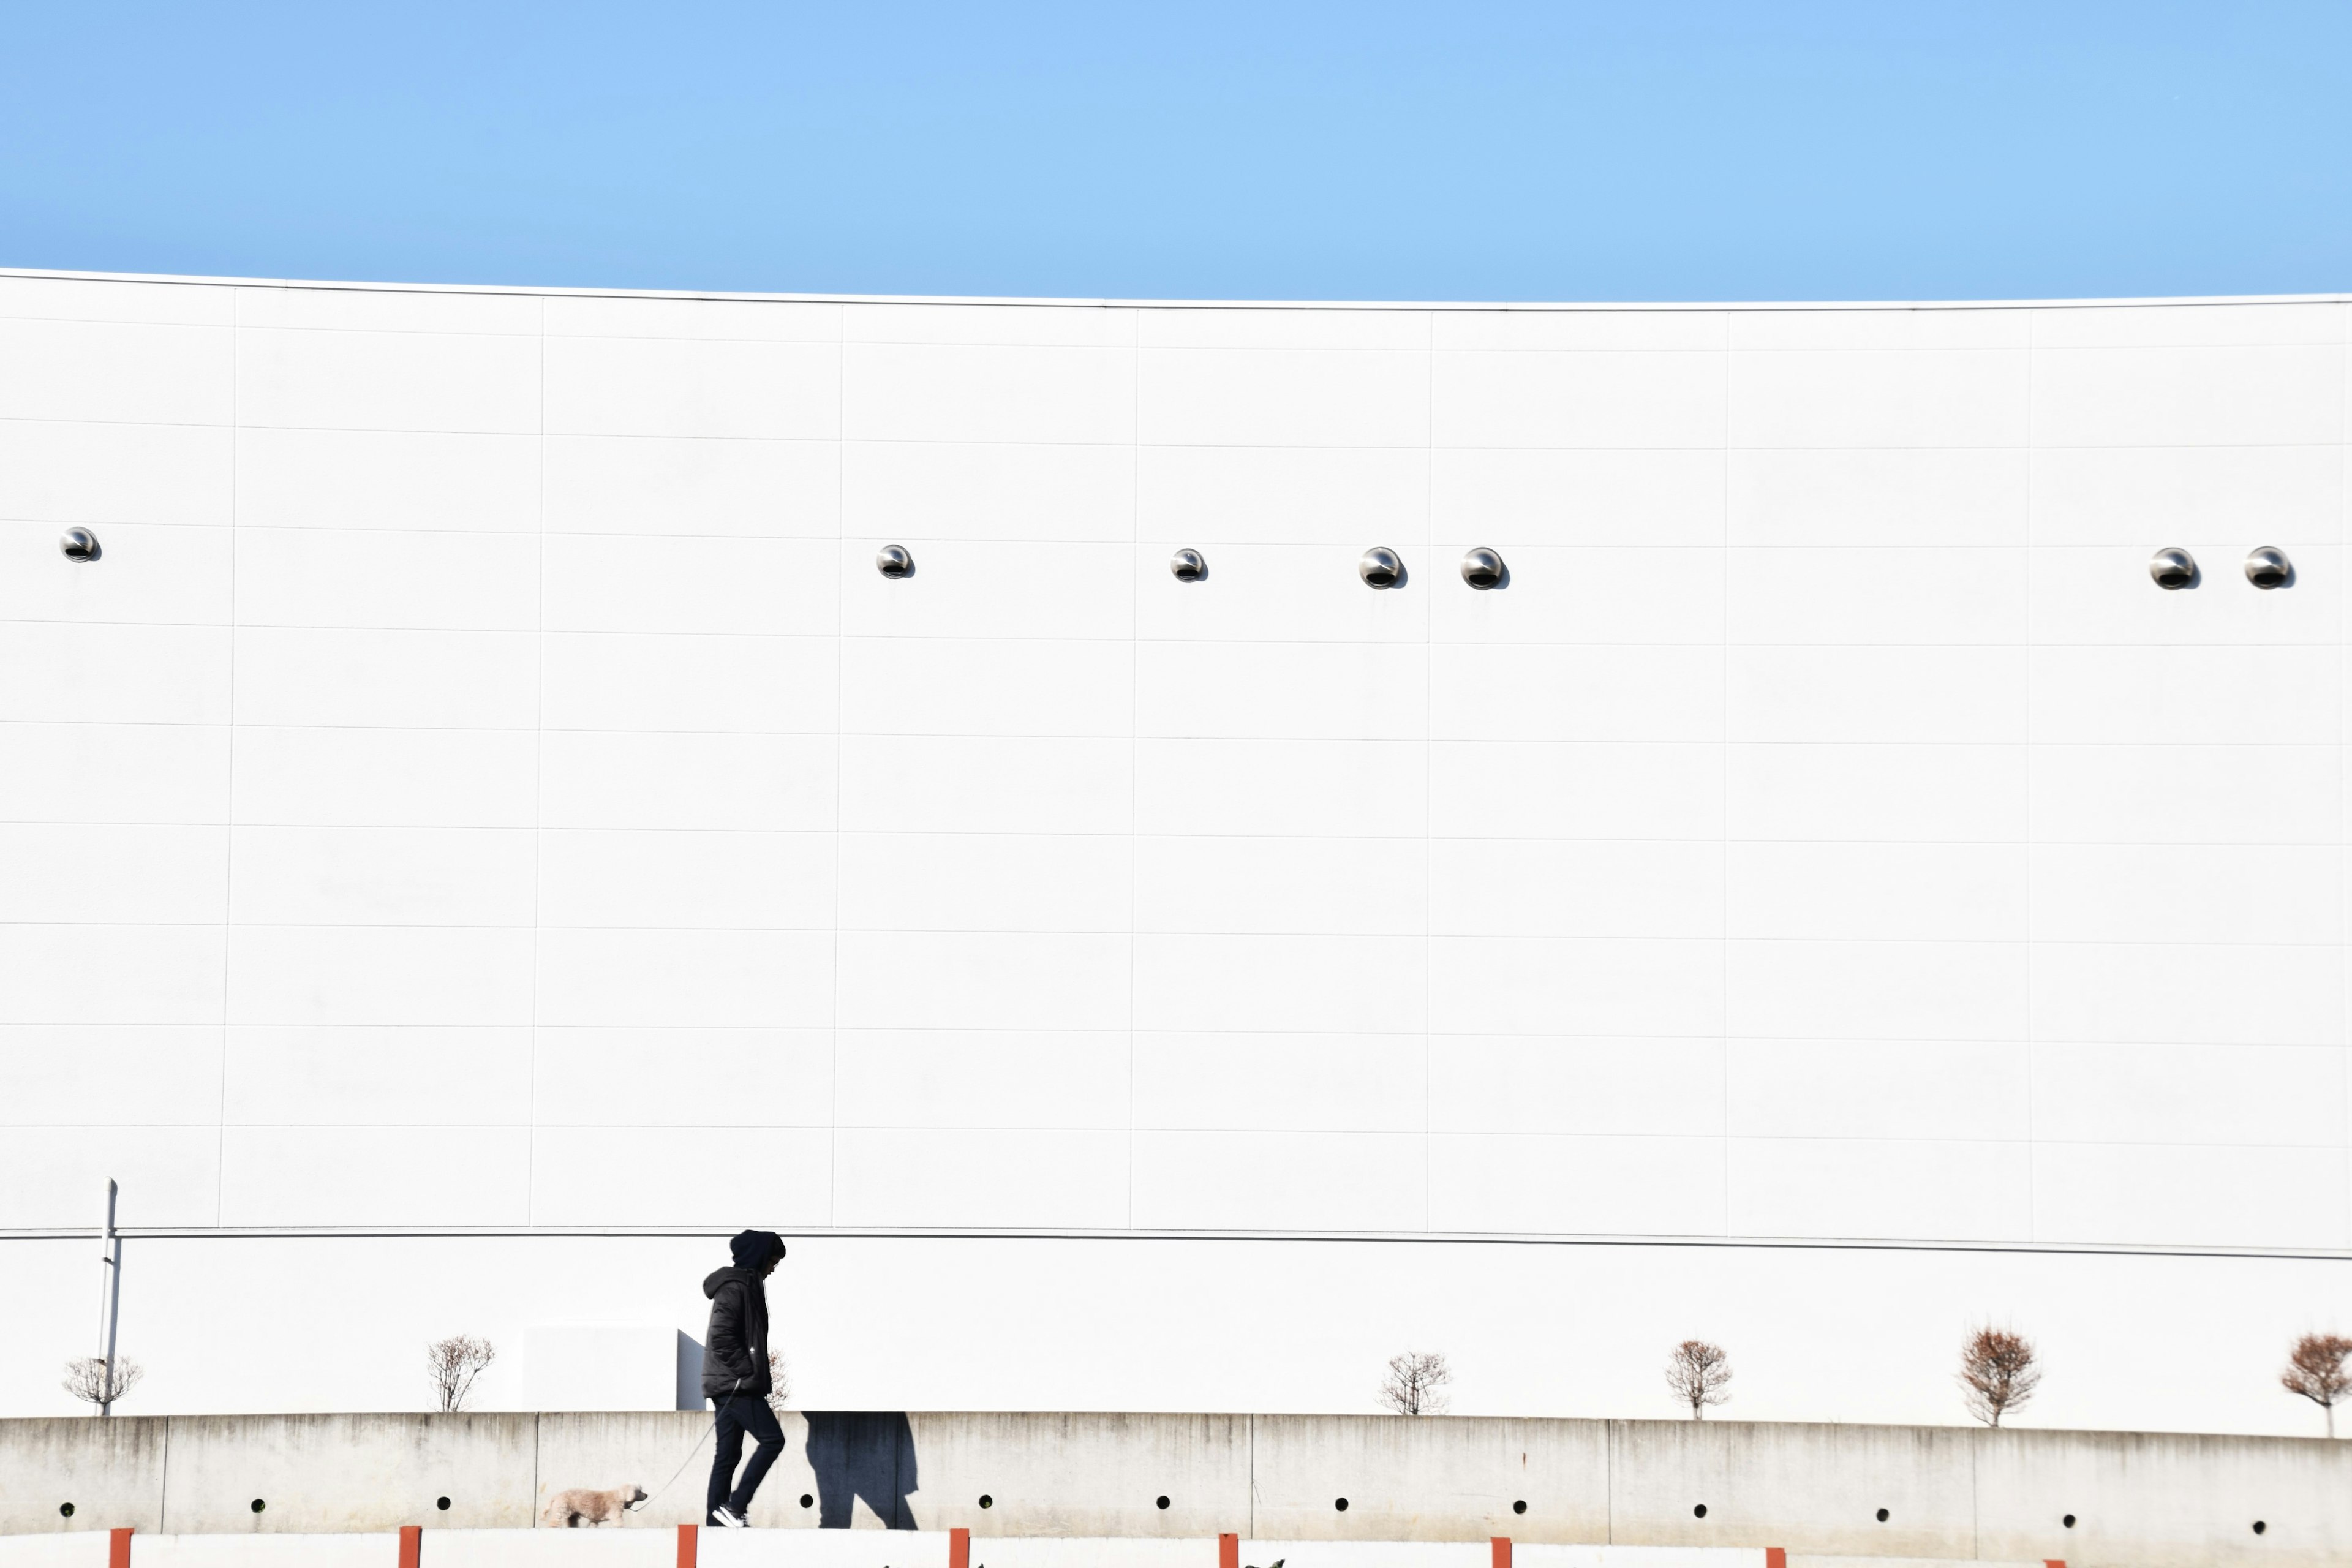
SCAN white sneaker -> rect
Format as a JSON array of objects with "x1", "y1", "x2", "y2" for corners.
[{"x1": 712, "y1": 1506, "x2": 749, "y2": 1529}]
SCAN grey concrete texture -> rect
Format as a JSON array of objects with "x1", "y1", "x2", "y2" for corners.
[{"x1": 3, "y1": 1411, "x2": 2348, "y2": 1566}]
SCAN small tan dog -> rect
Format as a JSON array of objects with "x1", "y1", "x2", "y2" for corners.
[{"x1": 540, "y1": 1485, "x2": 647, "y2": 1527}]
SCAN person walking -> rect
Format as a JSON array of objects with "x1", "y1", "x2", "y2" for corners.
[{"x1": 703, "y1": 1229, "x2": 786, "y2": 1528}]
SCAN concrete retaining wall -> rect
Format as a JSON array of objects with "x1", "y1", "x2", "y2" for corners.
[{"x1": 3, "y1": 1412, "x2": 2343, "y2": 1566}]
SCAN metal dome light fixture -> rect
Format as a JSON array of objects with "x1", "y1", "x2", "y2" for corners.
[
  {"x1": 1358, "y1": 546, "x2": 1403, "y2": 589},
  {"x1": 1460, "y1": 547, "x2": 1504, "y2": 589},
  {"x1": 875, "y1": 544, "x2": 913, "y2": 579},
  {"x1": 60, "y1": 527, "x2": 99, "y2": 562},
  {"x1": 2149, "y1": 548, "x2": 2196, "y2": 590},
  {"x1": 2244, "y1": 546, "x2": 2291, "y2": 589},
  {"x1": 1170, "y1": 548, "x2": 1206, "y2": 582}
]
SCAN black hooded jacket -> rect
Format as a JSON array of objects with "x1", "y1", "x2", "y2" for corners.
[{"x1": 702, "y1": 1264, "x2": 771, "y2": 1400}]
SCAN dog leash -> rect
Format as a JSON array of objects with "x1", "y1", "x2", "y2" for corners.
[{"x1": 627, "y1": 1376, "x2": 746, "y2": 1511}]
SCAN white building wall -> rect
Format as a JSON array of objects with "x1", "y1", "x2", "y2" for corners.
[{"x1": 0, "y1": 273, "x2": 2347, "y2": 1427}]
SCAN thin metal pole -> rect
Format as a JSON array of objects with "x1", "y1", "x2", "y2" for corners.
[{"x1": 97, "y1": 1178, "x2": 119, "y2": 1417}]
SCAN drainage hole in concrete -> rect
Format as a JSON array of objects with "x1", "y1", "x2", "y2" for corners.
[
  {"x1": 979, "y1": 1495, "x2": 993, "y2": 1509},
  {"x1": 2254, "y1": 1521, "x2": 2267, "y2": 1535},
  {"x1": 1692, "y1": 1505, "x2": 1707, "y2": 1520},
  {"x1": 2062, "y1": 1515, "x2": 2076, "y2": 1528},
  {"x1": 1875, "y1": 1509, "x2": 1888, "y2": 1523},
  {"x1": 1512, "y1": 1501, "x2": 1526, "y2": 1516},
  {"x1": 437, "y1": 1497, "x2": 451, "y2": 1512},
  {"x1": 251, "y1": 1500, "x2": 266, "y2": 1515},
  {"x1": 1156, "y1": 1496, "x2": 1170, "y2": 1510},
  {"x1": 801, "y1": 1495, "x2": 815, "y2": 1509},
  {"x1": 59, "y1": 1504, "x2": 74, "y2": 1518},
  {"x1": 1335, "y1": 1498, "x2": 1349, "y2": 1512}
]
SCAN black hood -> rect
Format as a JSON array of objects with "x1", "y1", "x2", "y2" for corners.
[
  {"x1": 704, "y1": 1266, "x2": 750, "y2": 1300},
  {"x1": 730, "y1": 1229, "x2": 786, "y2": 1269}
]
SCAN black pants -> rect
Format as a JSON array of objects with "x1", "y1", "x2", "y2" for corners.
[{"x1": 707, "y1": 1393, "x2": 786, "y2": 1523}]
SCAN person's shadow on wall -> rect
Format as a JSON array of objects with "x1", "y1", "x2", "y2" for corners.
[{"x1": 804, "y1": 1411, "x2": 918, "y2": 1528}]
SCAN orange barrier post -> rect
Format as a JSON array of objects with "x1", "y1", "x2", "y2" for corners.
[
  {"x1": 951, "y1": 1527, "x2": 971, "y2": 1568},
  {"x1": 398, "y1": 1525, "x2": 422, "y2": 1567},
  {"x1": 1765, "y1": 1552, "x2": 1786, "y2": 1568},
  {"x1": 1219, "y1": 1534, "x2": 1240, "y2": 1568},
  {"x1": 677, "y1": 1523, "x2": 698, "y2": 1567},
  {"x1": 109, "y1": 1529, "x2": 133, "y2": 1568},
  {"x1": 1492, "y1": 1539, "x2": 1512, "y2": 1568},
  {"x1": 2045, "y1": 1561, "x2": 2066, "y2": 1568}
]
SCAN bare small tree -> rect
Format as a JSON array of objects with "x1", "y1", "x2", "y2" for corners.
[
  {"x1": 62, "y1": 1356, "x2": 142, "y2": 1410},
  {"x1": 2281, "y1": 1332, "x2": 2352, "y2": 1437},
  {"x1": 1378, "y1": 1349, "x2": 1453, "y2": 1415},
  {"x1": 1958, "y1": 1326, "x2": 2040, "y2": 1427},
  {"x1": 764, "y1": 1351, "x2": 791, "y2": 1417},
  {"x1": 426, "y1": 1335, "x2": 497, "y2": 1413},
  {"x1": 1664, "y1": 1340, "x2": 1732, "y2": 1419}
]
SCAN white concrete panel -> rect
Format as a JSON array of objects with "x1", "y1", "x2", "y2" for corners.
[
  {"x1": 846, "y1": 440, "x2": 1131, "y2": 543},
  {"x1": 543, "y1": 336, "x2": 840, "y2": 439},
  {"x1": 2030, "y1": 444, "x2": 2343, "y2": 547},
  {"x1": 0, "y1": 521, "x2": 232, "y2": 625},
  {"x1": 1726, "y1": 448, "x2": 2028, "y2": 548},
  {"x1": 229, "y1": 826, "x2": 536, "y2": 927},
  {"x1": 0, "y1": 722, "x2": 228, "y2": 825},
  {"x1": 1729, "y1": 349, "x2": 2026, "y2": 448},
  {"x1": 2034, "y1": 843, "x2": 2339, "y2": 945},
  {"x1": 1144, "y1": 306, "x2": 1432, "y2": 350},
  {"x1": 536, "y1": 929, "x2": 835, "y2": 1028},
  {"x1": 1425, "y1": 1133, "x2": 1726, "y2": 1235},
  {"x1": 1431, "y1": 840, "x2": 1724, "y2": 938},
  {"x1": 2030, "y1": 744, "x2": 2339, "y2": 845},
  {"x1": 1136, "y1": 934, "x2": 1425, "y2": 1034},
  {"x1": 0, "y1": 623, "x2": 229, "y2": 725},
  {"x1": 836, "y1": 931, "x2": 1126, "y2": 1031},
  {"x1": 1725, "y1": 1039, "x2": 2032, "y2": 1141},
  {"x1": 1427, "y1": 1036, "x2": 1726, "y2": 1136},
  {"x1": 235, "y1": 527, "x2": 539, "y2": 631},
  {"x1": 843, "y1": 638, "x2": 1131, "y2": 737},
  {"x1": 235, "y1": 427, "x2": 540, "y2": 532},
  {"x1": 1730, "y1": 307, "x2": 2029, "y2": 350},
  {"x1": 0, "y1": 318, "x2": 229, "y2": 424},
  {"x1": 532, "y1": 1126, "x2": 836, "y2": 1226},
  {"x1": 839, "y1": 735, "x2": 1126, "y2": 835},
  {"x1": 1140, "y1": 643, "x2": 1427, "y2": 742},
  {"x1": 540, "y1": 732, "x2": 837, "y2": 832},
  {"x1": 2032, "y1": 1042, "x2": 2345, "y2": 1147},
  {"x1": 838, "y1": 833, "x2": 1126, "y2": 933},
  {"x1": 236, "y1": 327, "x2": 539, "y2": 432},
  {"x1": 1429, "y1": 741, "x2": 1722, "y2": 842},
  {"x1": 1133, "y1": 1131, "x2": 1427, "y2": 1231},
  {"x1": 2032, "y1": 345, "x2": 2345, "y2": 447},
  {"x1": 543, "y1": 435, "x2": 839, "y2": 538},
  {"x1": 1435, "y1": 309, "x2": 1727, "y2": 351},
  {"x1": 543, "y1": 294, "x2": 838, "y2": 341},
  {"x1": 0, "y1": 1125, "x2": 221, "y2": 1227},
  {"x1": 2029, "y1": 942, "x2": 2341, "y2": 1047},
  {"x1": 1142, "y1": 348, "x2": 1430, "y2": 448},
  {"x1": 1431, "y1": 448, "x2": 1727, "y2": 549},
  {"x1": 1133, "y1": 1032, "x2": 1427, "y2": 1132},
  {"x1": 1139, "y1": 445, "x2": 1431, "y2": 546},
  {"x1": 1136, "y1": 836, "x2": 1426, "y2": 936},
  {"x1": 0, "y1": 1024, "x2": 222, "y2": 1126},
  {"x1": 1134, "y1": 542, "x2": 1431, "y2": 647},
  {"x1": 1428, "y1": 546, "x2": 1726, "y2": 646},
  {"x1": 222, "y1": 1025, "x2": 531, "y2": 1126},
  {"x1": 2032, "y1": 301, "x2": 2346, "y2": 348},
  {"x1": 1139, "y1": 740, "x2": 1420, "y2": 842},
  {"x1": 1730, "y1": 647, "x2": 2024, "y2": 744},
  {"x1": 0, "y1": 924, "x2": 224, "y2": 1024},
  {"x1": 848, "y1": 300, "x2": 1134, "y2": 345},
  {"x1": 2030, "y1": 645, "x2": 2342, "y2": 745},
  {"x1": 834, "y1": 1030, "x2": 1127, "y2": 1130},
  {"x1": 235, "y1": 283, "x2": 538, "y2": 334},
  {"x1": 844, "y1": 343, "x2": 1134, "y2": 445},
  {"x1": 544, "y1": 535, "x2": 839, "y2": 636},
  {"x1": 540, "y1": 829, "x2": 834, "y2": 930},
  {"x1": 233, "y1": 627, "x2": 537, "y2": 729},
  {"x1": 0, "y1": 418, "x2": 232, "y2": 527},
  {"x1": 1433, "y1": 646, "x2": 1723, "y2": 742},
  {"x1": 834, "y1": 1128, "x2": 1129, "y2": 1228},
  {"x1": 1727, "y1": 940, "x2": 2027, "y2": 1041},
  {"x1": 2032, "y1": 1142, "x2": 2350, "y2": 1248},
  {"x1": 1433, "y1": 352, "x2": 1726, "y2": 448},
  {"x1": 227, "y1": 926, "x2": 534, "y2": 1027},
  {"x1": 1727, "y1": 546, "x2": 2026, "y2": 645},
  {"x1": 0, "y1": 824, "x2": 225, "y2": 923},
  {"x1": 0, "y1": 273, "x2": 232, "y2": 323},
  {"x1": 1428, "y1": 937, "x2": 1722, "y2": 1037},
  {"x1": 1726, "y1": 743, "x2": 2025, "y2": 842},
  {"x1": 532, "y1": 1028, "x2": 832, "y2": 1128},
  {"x1": 219, "y1": 1125, "x2": 530, "y2": 1226},
  {"x1": 845, "y1": 538, "x2": 1132, "y2": 643},
  {"x1": 1725, "y1": 1139, "x2": 2032, "y2": 1242},
  {"x1": 540, "y1": 633, "x2": 837, "y2": 734},
  {"x1": 233, "y1": 726, "x2": 538, "y2": 828},
  {"x1": 1728, "y1": 843, "x2": 2027, "y2": 943}
]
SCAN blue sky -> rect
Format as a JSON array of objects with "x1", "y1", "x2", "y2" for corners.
[{"x1": 2, "y1": 2, "x2": 2346, "y2": 301}]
